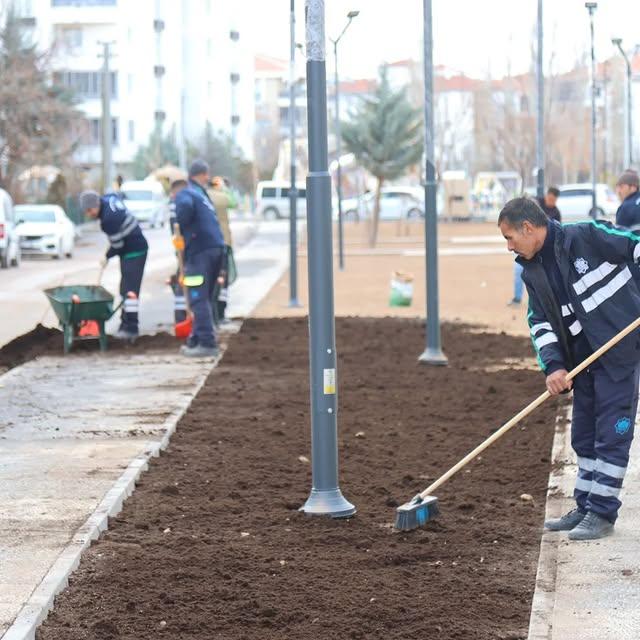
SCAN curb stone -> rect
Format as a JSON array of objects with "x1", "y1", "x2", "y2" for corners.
[{"x1": 527, "y1": 404, "x2": 575, "y2": 640}]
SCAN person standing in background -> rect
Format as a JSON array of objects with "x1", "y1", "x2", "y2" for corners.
[{"x1": 207, "y1": 176, "x2": 237, "y2": 324}]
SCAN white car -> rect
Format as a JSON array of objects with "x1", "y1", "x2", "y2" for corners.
[
  {"x1": 15, "y1": 204, "x2": 76, "y2": 259},
  {"x1": 255, "y1": 181, "x2": 307, "y2": 219},
  {"x1": 121, "y1": 180, "x2": 168, "y2": 228},
  {"x1": 557, "y1": 183, "x2": 618, "y2": 221},
  {"x1": 342, "y1": 187, "x2": 424, "y2": 221},
  {"x1": 0, "y1": 188, "x2": 20, "y2": 268}
]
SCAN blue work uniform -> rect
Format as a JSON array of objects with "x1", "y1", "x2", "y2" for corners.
[
  {"x1": 616, "y1": 190, "x2": 640, "y2": 230},
  {"x1": 519, "y1": 219, "x2": 640, "y2": 523},
  {"x1": 175, "y1": 180, "x2": 225, "y2": 348},
  {"x1": 99, "y1": 194, "x2": 148, "y2": 334}
]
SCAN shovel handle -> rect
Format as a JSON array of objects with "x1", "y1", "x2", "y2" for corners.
[
  {"x1": 173, "y1": 223, "x2": 191, "y2": 315},
  {"x1": 419, "y1": 315, "x2": 640, "y2": 499}
]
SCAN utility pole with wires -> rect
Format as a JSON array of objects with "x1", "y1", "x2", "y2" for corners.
[{"x1": 98, "y1": 41, "x2": 115, "y2": 193}]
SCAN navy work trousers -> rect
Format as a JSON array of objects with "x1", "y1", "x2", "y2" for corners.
[
  {"x1": 571, "y1": 362, "x2": 640, "y2": 522},
  {"x1": 119, "y1": 253, "x2": 147, "y2": 334},
  {"x1": 185, "y1": 247, "x2": 223, "y2": 348}
]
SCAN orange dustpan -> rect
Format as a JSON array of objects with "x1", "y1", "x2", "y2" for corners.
[{"x1": 175, "y1": 316, "x2": 192, "y2": 339}]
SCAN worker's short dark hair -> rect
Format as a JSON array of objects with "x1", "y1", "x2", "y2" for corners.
[
  {"x1": 547, "y1": 186, "x2": 560, "y2": 197},
  {"x1": 617, "y1": 170, "x2": 639, "y2": 189},
  {"x1": 170, "y1": 179, "x2": 188, "y2": 191},
  {"x1": 498, "y1": 196, "x2": 548, "y2": 229}
]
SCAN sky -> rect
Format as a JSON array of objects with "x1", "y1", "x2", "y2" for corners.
[{"x1": 244, "y1": 0, "x2": 640, "y2": 80}]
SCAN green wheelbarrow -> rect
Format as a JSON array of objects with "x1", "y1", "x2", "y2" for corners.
[{"x1": 44, "y1": 285, "x2": 123, "y2": 354}]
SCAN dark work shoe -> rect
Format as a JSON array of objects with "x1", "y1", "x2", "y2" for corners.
[
  {"x1": 544, "y1": 508, "x2": 586, "y2": 531},
  {"x1": 180, "y1": 344, "x2": 220, "y2": 358},
  {"x1": 507, "y1": 298, "x2": 522, "y2": 307},
  {"x1": 568, "y1": 511, "x2": 614, "y2": 541}
]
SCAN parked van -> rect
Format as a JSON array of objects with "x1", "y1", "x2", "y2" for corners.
[
  {"x1": 121, "y1": 179, "x2": 168, "y2": 228},
  {"x1": 255, "y1": 181, "x2": 307, "y2": 219},
  {"x1": 0, "y1": 188, "x2": 20, "y2": 268}
]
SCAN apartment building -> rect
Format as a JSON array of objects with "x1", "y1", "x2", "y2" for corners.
[{"x1": 13, "y1": 0, "x2": 255, "y2": 170}]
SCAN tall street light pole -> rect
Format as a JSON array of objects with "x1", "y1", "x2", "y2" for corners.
[
  {"x1": 330, "y1": 10, "x2": 359, "y2": 272},
  {"x1": 419, "y1": 0, "x2": 447, "y2": 366},
  {"x1": 536, "y1": 0, "x2": 544, "y2": 200},
  {"x1": 301, "y1": 0, "x2": 355, "y2": 519},
  {"x1": 612, "y1": 38, "x2": 633, "y2": 168},
  {"x1": 585, "y1": 2, "x2": 598, "y2": 218},
  {"x1": 288, "y1": 0, "x2": 301, "y2": 307}
]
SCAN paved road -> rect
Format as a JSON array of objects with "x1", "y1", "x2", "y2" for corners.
[{"x1": 0, "y1": 219, "x2": 259, "y2": 348}]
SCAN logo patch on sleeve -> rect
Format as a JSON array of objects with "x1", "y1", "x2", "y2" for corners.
[
  {"x1": 574, "y1": 257, "x2": 589, "y2": 275},
  {"x1": 615, "y1": 417, "x2": 632, "y2": 435}
]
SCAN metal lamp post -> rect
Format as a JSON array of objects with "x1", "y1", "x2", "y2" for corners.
[
  {"x1": 301, "y1": 0, "x2": 355, "y2": 518},
  {"x1": 418, "y1": 0, "x2": 447, "y2": 366},
  {"x1": 330, "y1": 10, "x2": 359, "y2": 272},
  {"x1": 585, "y1": 2, "x2": 598, "y2": 217},
  {"x1": 612, "y1": 38, "x2": 633, "y2": 168},
  {"x1": 536, "y1": 0, "x2": 544, "y2": 200},
  {"x1": 288, "y1": 0, "x2": 302, "y2": 307}
]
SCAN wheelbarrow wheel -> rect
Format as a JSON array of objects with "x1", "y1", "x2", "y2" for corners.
[{"x1": 63, "y1": 324, "x2": 74, "y2": 354}]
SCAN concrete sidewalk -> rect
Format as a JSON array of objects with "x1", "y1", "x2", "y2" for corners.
[
  {"x1": 528, "y1": 405, "x2": 640, "y2": 639},
  {"x1": 0, "y1": 220, "x2": 291, "y2": 639}
]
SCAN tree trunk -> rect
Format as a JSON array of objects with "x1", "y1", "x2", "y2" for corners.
[{"x1": 369, "y1": 177, "x2": 383, "y2": 247}]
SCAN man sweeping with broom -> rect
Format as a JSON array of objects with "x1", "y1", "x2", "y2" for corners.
[{"x1": 498, "y1": 196, "x2": 640, "y2": 540}]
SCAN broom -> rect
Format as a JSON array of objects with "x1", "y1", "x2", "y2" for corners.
[
  {"x1": 173, "y1": 223, "x2": 193, "y2": 339},
  {"x1": 395, "y1": 315, "x2": 640, "y2": 532}
]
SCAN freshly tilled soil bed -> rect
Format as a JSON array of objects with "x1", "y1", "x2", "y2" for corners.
[
  {"x1": 37, "y1": 318, "x2": 560, "y2": 640},
  {"x1": 0, "y1": 324, "x2": 178, "y2": 373}
]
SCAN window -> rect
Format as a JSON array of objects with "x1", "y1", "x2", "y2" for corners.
[
  {"x1": 53, "y1": 71, "x2": 117, "y2": 99},
  {"x1": 87, "y1": 118, "x2": 118, "y2": 145},
  {"x1": 55, "y1": 26, "x2": 82, "y2": 48},
  {"x1": 261, "y1": 187, "x2": 277, "y2": 198},
  {"x1": 297, "y1": 188, "x2": 306, "y2": 199},
  {"x1": 128, "y1": 120, "x2": 134, "y2": 142},
  {"x1": 52, "y1": 0, "x2": 116, "y2": 6},
  {"x1": 281, "y1": 187, "x2": 290, "y2": 198}
]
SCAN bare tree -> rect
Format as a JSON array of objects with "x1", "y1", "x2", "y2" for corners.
[{"x1": 0, "y1": 6, "x2": 84, "y2": 195}]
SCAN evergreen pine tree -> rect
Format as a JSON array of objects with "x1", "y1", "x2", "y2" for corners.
[{"x1": 341, "y1": 66, "x2": 423, "y2": 246}]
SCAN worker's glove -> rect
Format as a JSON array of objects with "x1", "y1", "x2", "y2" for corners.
[
  {"x1": 99, "y1": 257, "x2": 108, "y2": 268},
  {"x1": 172, "y1": 236, "x2": 185, "y2": 251}
]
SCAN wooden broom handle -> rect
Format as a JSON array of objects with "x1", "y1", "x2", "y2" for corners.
[
  {"x1": 419, "y1": 315, "x2": 640, "y2": 499},
  {"x1": 173, "y1": 223, "x2": 191, "y2": 314}
]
